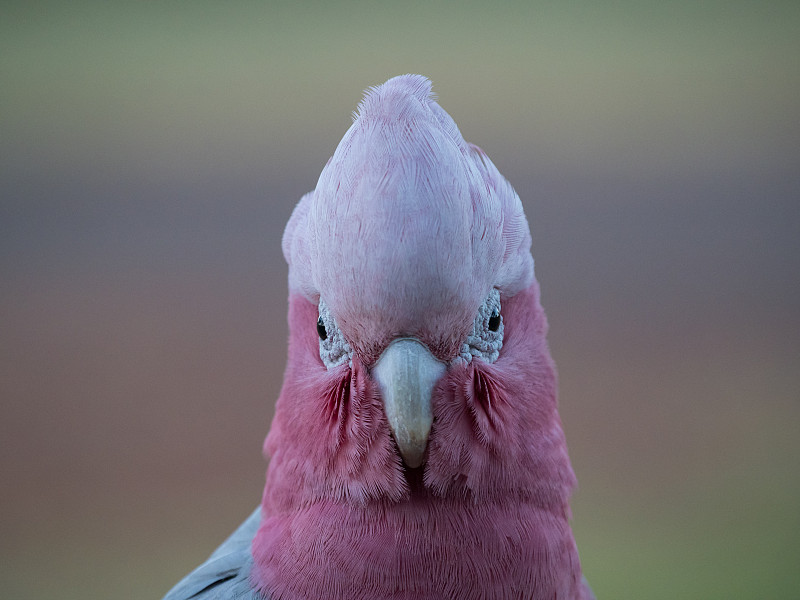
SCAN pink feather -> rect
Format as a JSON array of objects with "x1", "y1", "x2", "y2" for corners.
[{"x1": 255, "y1": 74, "x2": 592, "y2": 599}]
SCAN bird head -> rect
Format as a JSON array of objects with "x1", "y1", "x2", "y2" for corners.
[{"x1": 264, "y1": 74, "x2": 574, "y2": 511}]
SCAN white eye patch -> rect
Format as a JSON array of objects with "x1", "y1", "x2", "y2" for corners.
[
  {"x1": 318, "y1": 290, "x2": 502, "y2": 369},
  {"x1": 459, "y1": 288, "x2": 503, "y2": 364},
  {"x1": 317, "y1": 299, "x2": 353, "y2": 369}
]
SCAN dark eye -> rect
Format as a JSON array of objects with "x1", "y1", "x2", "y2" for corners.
[
  {"x1": 488, "y1": 310, "x2": 501, "y2": 332},
  {"x1": 317, "y1": 316, "x2": 327, "y2": 340}
]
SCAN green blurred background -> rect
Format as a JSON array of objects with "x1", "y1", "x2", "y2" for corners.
[{"x1": 2, "y1": 2, "x2": 798, "y2": 598}]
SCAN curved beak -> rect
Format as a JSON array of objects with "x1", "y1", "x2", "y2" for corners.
[{"x1": 372, "y1": 338, "x2": 446, "y2": 468}]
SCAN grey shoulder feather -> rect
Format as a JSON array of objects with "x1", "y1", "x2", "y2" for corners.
[{"x1": 162, "y1": 507, "x2": 264, "y2": 600}]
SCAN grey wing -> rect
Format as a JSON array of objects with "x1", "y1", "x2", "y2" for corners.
[
  {"x1": 580, "y1": 575, "x2": 596, "y2": 600},
  {"x1": 163, "y1": 507, "x2": 265, "y2": 600}
]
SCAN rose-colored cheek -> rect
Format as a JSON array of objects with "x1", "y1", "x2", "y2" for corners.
[
  {"x1": 423, "y1": 283, "x2": 572, "y2": 508},
  {"x1": 264, "y1": 303, "x2": 408, "y2": 510}
]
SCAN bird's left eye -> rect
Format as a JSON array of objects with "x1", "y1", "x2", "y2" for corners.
[
  {"x1": 488, "y1": 309, "x2": 501, "y2": 332},
  {"x1": 459, "y1": 288, "x2": 503, "y2": 364}
]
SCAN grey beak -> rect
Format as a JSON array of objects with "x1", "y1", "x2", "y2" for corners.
[{"x1": 372, "y1": 338, "x2": 446, "y2": 468}]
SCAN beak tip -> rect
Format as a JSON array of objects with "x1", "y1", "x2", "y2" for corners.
[{"x1": 399, "y1": 446, "x2": 426, "y2": 469}]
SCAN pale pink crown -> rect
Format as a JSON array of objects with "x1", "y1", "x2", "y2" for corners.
[{"x1": 282, "y1": 75, "x2": 534, "y2": 353}]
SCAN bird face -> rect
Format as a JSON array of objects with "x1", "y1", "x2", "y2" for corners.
[{"x1": 316, "y1": 287, "x2": 503, "y2": 469}]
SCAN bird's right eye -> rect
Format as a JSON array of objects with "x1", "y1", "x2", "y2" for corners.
[
  {"x1": 317, "y1": 316, "x2": 327, "y2": 340},
  {"x1": 317, "y1": 299, "x2": 353, "y2": 368}
]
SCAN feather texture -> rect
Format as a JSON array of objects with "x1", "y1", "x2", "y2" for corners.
[
  {"x1": 263, "y1": 75, "x2": 591, "y2": 599},
  {"x1": 282, "y1": 74, "x2": 534, "y2": 363},
  {"x1": 163, "y1": 509, "x2": 263, "y2": 600},
  {"x1": 166, "y1": 74, "x2": 592, "y2": 600}
]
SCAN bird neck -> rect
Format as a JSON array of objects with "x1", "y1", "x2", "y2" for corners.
[{"x1": 251, "y1": 492, "x2": 584, "y2": 600}]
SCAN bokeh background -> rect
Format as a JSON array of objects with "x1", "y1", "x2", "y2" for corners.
[{"x1": 2, "y1": 2, "x2": 798, "y2": 598}]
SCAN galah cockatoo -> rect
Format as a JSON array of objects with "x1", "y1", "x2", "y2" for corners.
[{"x1": 165, "y1": 74, "x2": 593, "y2": 600}]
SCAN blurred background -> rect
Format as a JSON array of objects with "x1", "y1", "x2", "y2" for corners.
[{"x1": 2, "y1": 2, "x2": 798, "y2": 598}]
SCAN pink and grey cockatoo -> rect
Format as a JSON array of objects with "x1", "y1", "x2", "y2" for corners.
[{"x1": 164, "y1": 74, "x2": 593, "y2": 600}]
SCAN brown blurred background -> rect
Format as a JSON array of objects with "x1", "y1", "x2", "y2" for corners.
[{"x1": 2, "y1": 2, "x2": 798, "y2": 598}]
